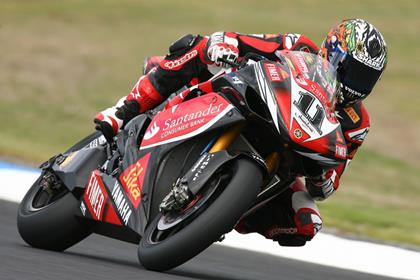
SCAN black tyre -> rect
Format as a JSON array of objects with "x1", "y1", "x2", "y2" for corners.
[
  {"x1": 17, "y1": 172, "x2": 91, "y2": 251},
  {"x1": 138, "y1": 158, "x2": 263, "y2": 271}
]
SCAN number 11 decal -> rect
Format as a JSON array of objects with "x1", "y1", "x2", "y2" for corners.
[{"x1": 293, "y1": 91, "x2": 324, "y2": 134}]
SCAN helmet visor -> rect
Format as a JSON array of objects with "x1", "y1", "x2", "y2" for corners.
[{"x1": 338, "y1": 55, "x2": 382, "y2": 97}]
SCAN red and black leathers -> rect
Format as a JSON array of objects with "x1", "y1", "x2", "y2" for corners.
[
  {"x1": 141, "y1": 32, "x2": 319, "y2": 103},
  {"x1": 95, "y1": 31, "x2": 370, "y2": 246},
  {"x1": 94, "y1": 32, "x2": 318, "y2": 142}
]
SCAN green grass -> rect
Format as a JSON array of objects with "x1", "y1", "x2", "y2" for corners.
[
  {"x1": 1, "y1": 0, "x2": 419, "y2": 246},
  {"x1": 319, "y1": 149, "x2": 420, "y2": 246}
]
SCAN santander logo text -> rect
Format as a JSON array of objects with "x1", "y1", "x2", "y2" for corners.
[
  {"x1": 163, "y1": 103, "x2": 223, "y2": 132},
  {"x1": 140, "y1": 93, "x2": 232, "y2": 150}
]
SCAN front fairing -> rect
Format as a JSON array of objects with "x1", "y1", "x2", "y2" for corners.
[{"x1": 234, "y1": 51, "x2": 347, "y2": 167}]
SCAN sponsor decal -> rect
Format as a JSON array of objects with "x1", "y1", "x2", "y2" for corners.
[
  {"x1": 293, "y1": 53, "x2": 309, "y2": 73},
  {"x1": 335, "y1": 144, "x2": 347, "y2": 159},
  {"x1": 264, "y1": 63, "x2": 282, "y2": 82},
  {"x1": 163, "y1": 49, "x2": 198, "y2": 70},
  {"x1": 88, "y1": 136, "x2": 107, "y2": 148},
  {"x1": 254, "y1": 63, "x2": 282, "y2": 133},
  {"x1": 343, "y1": 107, "x2": 360, "y2": 123},
  {"x1": 144, "y1": 122, "x2": 160, "y2": 140},
  {"x1": 343, "y1": 85, "x2": 365, "y2": 98},
  {"x1": 267, "y1": 226, "x2": 297, "y2": 237},
  {"x1": 162, "y1": 102, "x2": 223, "y2": 137},
  {"x1": 111, "y1": 181, "x2": 132, "y2": 225},
  {"x1": 84, "y1": 171, "x2": 108, "y2": 220},
  {"x1": 59, "y1": 151, "x2": 78, "y2": 169},
  {"x1": 294, "y1": 129, "x2": 303, "y2": 139},
  {"x1": 192, "y1": 153, "x2": 214, "y2": 182},
  {"x1": 231, "y1": 76, "x2": 243, "y2": 85},
  {"x1": 119, "y1": 153, "x2": 151, "y2": 208},
  {"x1": 140, "y1": 94, "x2": 232, "y2": 150},
  {"x1": 309, "y1": 83, "x2": 330, "y2": 108}
]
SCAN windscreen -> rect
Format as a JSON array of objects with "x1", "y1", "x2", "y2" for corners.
[{"x1": 280, "y1": 51, "x2": 339, "y2": 109}]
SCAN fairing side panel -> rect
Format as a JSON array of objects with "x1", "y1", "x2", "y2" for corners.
[
  {"x1": 137, "y1": 96, "x2": 246, "y2": 232},
  {"x1": 140, "y1": 93, "x2": 236, "y2": 150},
  {"x1": 80, "y1": 93, "x2": 246, "y2": 239},
  {"x1": 79, "y1": 170, "x2": 141, "y2": 244}
]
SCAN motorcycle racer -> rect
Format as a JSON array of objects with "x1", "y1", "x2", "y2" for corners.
[{"x1": 94, "y1": 19, "x2": 388, "y2": 246}]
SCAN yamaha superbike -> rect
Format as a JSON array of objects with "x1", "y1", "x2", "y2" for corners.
[{"x1": 17, "y1": 51, "x2": 346, "y2": 271}]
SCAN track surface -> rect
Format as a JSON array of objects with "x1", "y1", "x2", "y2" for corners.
[{"x1": 1, "y1": 200, "x2": 400, "y2": 280}]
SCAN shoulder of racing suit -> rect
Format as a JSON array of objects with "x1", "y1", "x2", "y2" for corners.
[{"x1": 337, "y1": 101, "x2": 370, "y2": 159}]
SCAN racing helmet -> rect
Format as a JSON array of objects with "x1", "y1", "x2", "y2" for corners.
[{"x1": 321, "y1": 19, "x2": 388, "y2": 106}]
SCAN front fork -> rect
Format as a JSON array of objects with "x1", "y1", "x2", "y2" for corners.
[
  {"x1": 210, "y1": 123, "x2": 279, "y2": 175},
  {"x1": 159, "y1": 123, "x2": 279, "y2": 212}
]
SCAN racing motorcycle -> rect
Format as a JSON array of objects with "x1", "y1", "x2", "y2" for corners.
[{"x1": 17, "y1": 51, "x2": 347, "y2": 271}]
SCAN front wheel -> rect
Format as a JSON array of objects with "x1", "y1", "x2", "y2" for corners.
[
  {"x1": 17, "y1": 171, "x2": 91, "y2": 251},
  {"x1": 138, "y1": 158, "x2": 263, "y2": 271}
]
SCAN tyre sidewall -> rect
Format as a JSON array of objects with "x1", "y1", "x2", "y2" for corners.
[
  {"x1": 138, "y1": 159, "x2": 262, "y2": 271},
  {"x1": 17, "y1": 176, "x2": 91, "y2": 251}
]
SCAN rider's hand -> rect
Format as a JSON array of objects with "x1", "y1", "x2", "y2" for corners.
[
  {"x1": 306, "y1": 170, "x2": 338, "y2": 201},
  {"x1": 207, "y1": 42, "x2": 239, "y2": 68},
  {"x1": 93, "y1": 110, "x2": 119, "y2": 143}
]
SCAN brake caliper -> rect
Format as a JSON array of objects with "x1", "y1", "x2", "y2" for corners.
[{"x1": 159, "y1": 178, "x2": 193, "y2": 213}]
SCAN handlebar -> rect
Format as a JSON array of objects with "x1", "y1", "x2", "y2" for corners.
[{"x1": 218, "y1": 52, "x2": 266, "y2": 70}]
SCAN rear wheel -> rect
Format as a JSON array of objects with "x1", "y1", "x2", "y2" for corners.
[
  {"x1": 17, "y1": 171, "x2": 91, "y2": 251},
  {"x1": 138, "y1": 158, "x2": 263, "y2": 271}
]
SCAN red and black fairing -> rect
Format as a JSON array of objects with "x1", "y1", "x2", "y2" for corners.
[
  {"x1": 79, "y1": 92, "x2": 246, "y2": 241},
  {"x1": 78, "y1": 51, "x2": 346, "y2": 242},
  {"x1": 233, "y1": 51, "x2": 347, "y2": 168}
]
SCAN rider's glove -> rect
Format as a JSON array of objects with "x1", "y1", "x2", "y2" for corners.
[
  {"x1": 94, "y1": 99, "x2": 140, "y2": 143},
  {"x1": 306, "y1": 169, "x2": 339, "y2": 201},
  {"x1": 207, "y1": 42, "x2": 239, "y2": 68},
  {"x1": 94, "y1": 109, "x2": 120, "y2": 143},
  {"x1": 206, "y1": 32, "x2": 239, "y2": 68}
]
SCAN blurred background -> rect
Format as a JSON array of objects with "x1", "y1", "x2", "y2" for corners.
[{"x1": 0, "y1": 0, "x2": 419, "y2": 247}]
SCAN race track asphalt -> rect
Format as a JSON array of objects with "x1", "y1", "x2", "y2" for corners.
[{"x1": 0, "y1": 199, "x2": 401, "y2": 280}]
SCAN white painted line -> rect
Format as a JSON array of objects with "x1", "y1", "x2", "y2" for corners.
[
  {"x1": 1, "y1": 163, "x2": 419, "y2": 280},
  {"x1": 222, "y1": 232, "x2": 420, "y2": 280},
  {"x1": 0, "y1": 168, "x2": 39, "y2": 202}
]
